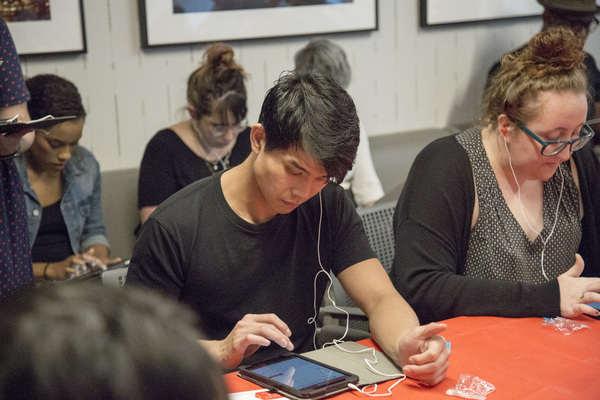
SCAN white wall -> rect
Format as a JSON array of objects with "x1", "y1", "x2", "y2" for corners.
[{"x1": 16, "y1": 0, "x2": 599, "y2": 172}]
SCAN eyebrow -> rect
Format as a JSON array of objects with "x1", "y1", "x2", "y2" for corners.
[
  {"x1": 289, "y1": 160, "x2": 328, "y2": 179},
  {"x1": 289, "y1": 160, "x2": 309, "y2": 173}
]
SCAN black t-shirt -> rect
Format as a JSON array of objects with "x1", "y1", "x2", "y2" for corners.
[
  {"x1": 137, "y1": 127, "x2": 252, "y2": 208},
  {"x1": 31, "y1": 200, "x2": 73, "y2": 263},
  {"x1": 127, "y1": 172, "x2": 375, "y2": 364}
]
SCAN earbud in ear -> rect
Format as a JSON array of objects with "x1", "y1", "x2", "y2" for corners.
[{"x1": 507, "y1": 126, "x2": 514, "y2": 132}]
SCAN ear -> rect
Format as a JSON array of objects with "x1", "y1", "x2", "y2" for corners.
[
  {"x1": 187, "y1": 106, "x2": 198, "y2": 120},
  {"x1": 497, "y1": 114, "x2": 514, "y2": 139},
  {"x1": 250, "y1": 124, "x2": 266, "y2": 154}
]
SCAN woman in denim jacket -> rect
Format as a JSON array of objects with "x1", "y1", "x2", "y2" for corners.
[{"x1": 14, "y1": 74, "x2": 119, "y2": 282}]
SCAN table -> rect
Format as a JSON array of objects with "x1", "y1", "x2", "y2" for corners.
[{"x1": 225, "y1": 316, "x2": 600, "y2": 399}]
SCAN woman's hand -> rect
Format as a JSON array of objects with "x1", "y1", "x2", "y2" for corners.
[
  {"x1": 45, "y1": 248, "x2": 109, "y2": 281},
  {"x1": 558, "y1": 254, "x2": 600, "y2": 318}
]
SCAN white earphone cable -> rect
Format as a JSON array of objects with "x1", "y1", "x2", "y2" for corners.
[
  {"x1": 307, "y1": 191, "x2": 405, "y2": 397},
  {"x1": 503, "y1": 136, "x2": 564, "y2": 281}
]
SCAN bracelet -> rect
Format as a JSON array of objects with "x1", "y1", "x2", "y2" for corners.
[{"x1": 43, "y1": 262, "x2": 51, "y2": 281}]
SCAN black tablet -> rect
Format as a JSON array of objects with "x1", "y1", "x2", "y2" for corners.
[
  {"x1": 237, "y1": 353, "x2": 358, "y2": 400},
  {"x1": 0, "y1": 115, "x2": 76, "y2": 136}
]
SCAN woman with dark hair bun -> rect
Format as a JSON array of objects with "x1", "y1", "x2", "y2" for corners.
[
  {"x1": 138, "y1": 42, "x2": 252, "y2": 225},
  {"x1": 390, "y1": 26, "x2": 600, "y2": 324},
  {"x1": 15, "y1": 74, "x2": 119, "y2": 282}
]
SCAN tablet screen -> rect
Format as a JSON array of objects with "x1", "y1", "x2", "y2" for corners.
[
  {"x1": 249, "y1": 356, "x2": 346, "y2": 390},
  {"x1": 238, "y1": 353, "x2": 358, "y2": 399}
]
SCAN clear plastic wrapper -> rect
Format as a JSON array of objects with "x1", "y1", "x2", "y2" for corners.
[
  {"x1": 541, "y1": 317, "x2": 591, "y2": 335},
  {"x1": 446, "y1": 374, "x2": 495, "y2": 400}
]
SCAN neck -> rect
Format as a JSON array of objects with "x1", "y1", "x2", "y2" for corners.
[
  {"x1": 190, "y1": 120, "x2": 232, "y2": 162},
  {"x1": 221, "y1": 156, "x2": 277, "y2": 224},
  {"x1": 481, "y1": 126, "x2": 523, "y2": 189}
]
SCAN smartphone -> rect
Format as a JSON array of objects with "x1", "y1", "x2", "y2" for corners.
[{"x1": 237, "y1": 353, "x2": 358, "y2": 400}]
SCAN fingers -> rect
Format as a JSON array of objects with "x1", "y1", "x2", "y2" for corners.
[
  {"x1": 403, "y1": 345, "x2": 450, "y2": 386},
  {"x1": 219, "y1": 314, "x2": 294, "y2": 369},
  {"x1": 413, "y1": 323, "x2": 448, "y2": 341},
  {"x1": 558, "y1": 256, "x2": 600, "y2": 318},
  {"x1": 565, "y1": 254, "x2": 585, "y2": 278},
  {"x1": 400, "y1": 324, "x2": 451, "y2": 386}
]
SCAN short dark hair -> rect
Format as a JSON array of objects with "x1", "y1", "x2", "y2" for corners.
[
  {"x1": 0, "y1": 284, "x2": 227, "y2": 400},
  {"x1": 258, "y1": 71, "x2": 359, "y2": 183},
  {"x1": 26, "y1": 74, "x2": 86, "y2": 120}
]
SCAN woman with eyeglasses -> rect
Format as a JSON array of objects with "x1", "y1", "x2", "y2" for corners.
[
  {"x1": 390, "y1": 26, "x2": 600, "y2": 324},
  {"x1": 137, "y1": 43, "x2": 251, "y2": 226},
  {"x1": 14, "y1": 74, "x2": 120, "y2": 282}
]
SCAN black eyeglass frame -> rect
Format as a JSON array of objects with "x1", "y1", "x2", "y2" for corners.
[{"x1": 518, "y1": 123, "x2": 596, "y2": 156}]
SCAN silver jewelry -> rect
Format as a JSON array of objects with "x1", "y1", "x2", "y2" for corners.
[{"x1": 192, "y1": 119, "x2": 232, "y2": 174}]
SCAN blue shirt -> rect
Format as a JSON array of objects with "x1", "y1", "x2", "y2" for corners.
[{"x1": 15, "y1": 146, "x2": 110, "y2": 256}]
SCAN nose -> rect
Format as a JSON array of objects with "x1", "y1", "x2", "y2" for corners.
[
  {"x1": 57, "y1": 146, "x2": 72, "y2": 161},
  {"x1": 556, "y1": 145, "x2": 572, "y2": 163},
  {"x1": 222, "y1": 126, "x2": 235, "y2": 142}
]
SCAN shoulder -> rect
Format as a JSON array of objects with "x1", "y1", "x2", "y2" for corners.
[
  {"x1": 71, "y1": 146, "x2": 100, "y2": 173},
  {"x1": 141, "y1": 129, "x2": 185, "y2": 162},
  {"x1": 147, "y1": 128, "x2": 179, "y2": 146},
  {"x1": 573, "y1": 145, "x2": 600, "y2": 187},
  {"x1": 412, "y1": 133, "x2": 468, "y2": 170},
  {"x1": 151, "y1": 175, "x2": 216, "y2": 221},
  {"x1": 403, "y1": 132, "x2": 474, "y2": 203},
  {"x1": 584, "y1": 52, "x2": 600, "y2": 71}
]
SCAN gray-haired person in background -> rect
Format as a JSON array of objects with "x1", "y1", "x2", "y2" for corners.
[{"x1": 295, "y1": 38, "x2": 384, "y2": 207}]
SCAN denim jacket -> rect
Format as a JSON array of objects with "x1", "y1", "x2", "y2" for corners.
[{"x1": 14, "y1": 146, "x2": 110, "y2": 255}]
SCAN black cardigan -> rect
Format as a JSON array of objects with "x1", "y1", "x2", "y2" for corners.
[{"x1": 390, "y1": 132, "x2": 600, "y2": 324}]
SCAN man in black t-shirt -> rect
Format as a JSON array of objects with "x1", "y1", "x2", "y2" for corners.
[
  {"x1": 487, "y1": 0, "x2": 600, "y2": 145},
  {"x1": 127, "y1": 71, "x2": 450, "y2": 386}
]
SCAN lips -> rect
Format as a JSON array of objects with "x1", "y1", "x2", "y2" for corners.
[{"x1": 282, "y1": 200, "x2": 300, "y2": 210}]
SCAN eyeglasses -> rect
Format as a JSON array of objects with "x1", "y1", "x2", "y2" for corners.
[
  {"x1": 208, "y1": 118, "x2": 248, "y2": 137},
  {"x1": 519, "y1": 123, "x2": 595, "y2": 156}
]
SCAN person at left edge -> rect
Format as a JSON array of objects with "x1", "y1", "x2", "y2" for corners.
[
  {"x1": 0, "y1": 16, "x2": 35, "y2": 302},
  {"x1": 15, "y1": 74, "x2": 120, "y2": 282},
  {"x1": 126, "y1": 71, "x2": 450, "y2": 386}
]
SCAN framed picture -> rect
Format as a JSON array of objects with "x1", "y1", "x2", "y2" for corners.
[
  {"x1": 420, "y1": 0, "x2": 543, "y2": 27},
  {"x1": 1, "y1": 0, "x2": 86, "y2": 56},
  {"x1": 139, "y1": 0, "x2": 378, "y2": 48}
]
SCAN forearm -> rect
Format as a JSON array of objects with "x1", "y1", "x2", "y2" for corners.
[
  {"x1": 367, "y1": 294, "x2": 420, "y2": 367},
  {"x1": 32, "y1": 261, "x2": 50, "y2": 282}
]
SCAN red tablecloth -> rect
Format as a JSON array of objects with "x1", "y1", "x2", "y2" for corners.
[{"x1": 225, "y1": 316, "x2": 600, "y2": 399}]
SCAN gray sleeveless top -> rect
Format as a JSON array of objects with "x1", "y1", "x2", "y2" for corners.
[{"x1": 456, "y1": 128, "x2": 581, "y2": 284}]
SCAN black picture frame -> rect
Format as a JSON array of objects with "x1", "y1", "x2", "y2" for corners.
[
  {"x1": 420, "y1": 0, "x2": 543, "y2": 27},
  {"x1": 139, "y1": 0, "x2": 378, "y2": 49},
  {"x1": 3, "y1": 0, "x2": 87, "y2": 56}
]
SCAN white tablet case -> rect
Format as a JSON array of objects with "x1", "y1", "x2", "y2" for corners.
[{"x1": 302, "y1": 342, "x2": 403, "y2": 386}]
